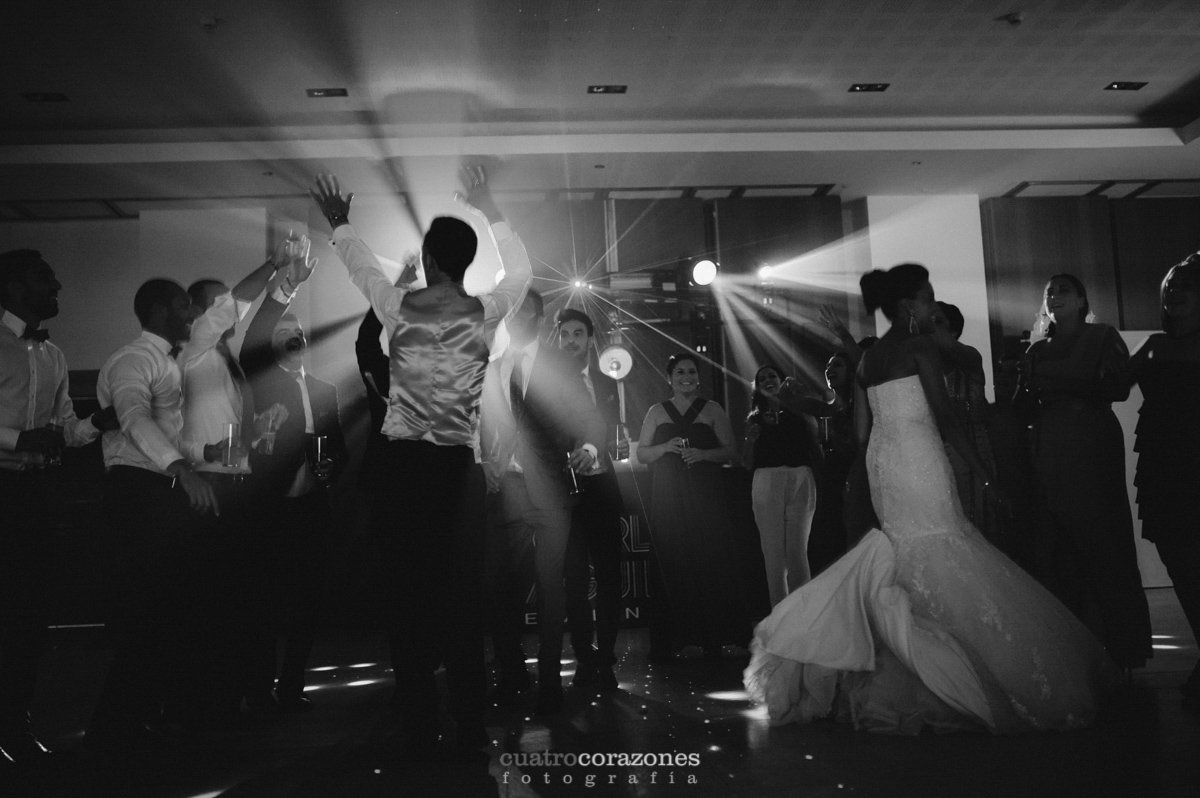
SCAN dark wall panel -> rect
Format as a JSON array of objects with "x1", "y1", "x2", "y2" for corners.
[
  {"x1": 612, "y1": 198, "x2": 708, "y2": 274},
  {"x1": 1111, "y1": 198, "x2": 1200, "y2": 330},
  {"x1": 980, "y1": 197, "x2": 1117, "y2": 363}
]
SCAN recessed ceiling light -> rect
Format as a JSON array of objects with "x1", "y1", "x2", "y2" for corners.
[
  {"x1": 306, "y1": 88, "x2": 349, "y2": 98},
  {"x1": 849, "y1": 83, "x2": 889, "y2": 93},
  {"x1": 587, "y1": 85, "x2": 627, "y2": 94},
  {"x1": 1105, "y1": 81, "x2": 1147, "y2": 91},
  {"x1": 23, "y1": 92, "x2": 68, "y2": 102}
]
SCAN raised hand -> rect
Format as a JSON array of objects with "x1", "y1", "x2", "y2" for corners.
[
  {"x1": 397, "y1": 251, "x2": 421, "y2": 286},
  {"x1": 286, "y1": 234, "x2": 317, "y2": 286},
  {"x1": 818, "y1": 304, "x2": 851, "y2": 340},
  {"x1": 310, "y1": 174, "x2": 353, "y2": 229},
  {"x1": 455, "y1": 164, "x2": 502, "y2": 224}
]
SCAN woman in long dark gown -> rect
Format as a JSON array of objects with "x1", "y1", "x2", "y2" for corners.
[
  {"x1": 1130, "y1": 253, "x2": 1200, "y2": 709},
  {"x1": 637, "y1": 352, "x2": 745, "y2": 659},
  {"x1": 1019, "y1": 273, "x2": 1152, "y2": 671}
]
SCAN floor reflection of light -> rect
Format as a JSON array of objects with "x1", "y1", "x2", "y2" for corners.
[
  {"x1": 1153, "y1": 644, "x2": 1182, "y2": 650},
  {"x1": 309, "y1": 665, "x2": 338, "y2": 672},
  {"x1": 346, "y1": 679, "x2": 381, "y2": 687},
  {"x1": 1152, "y1": 634, "x2": 1176, "y2": 640},
  {"x1": 303, "y1": 684, "x2": 325, "y2": 692},
  {"x1": 705, "y1": 690, "x2": 751, "y2": 702},
  {"x1": 348, "y1": 662, "x2": 377, "y2": 669},
  {"x1": 740, "y1": 705, "x2": 770, "y2": 721},
  {"x1": 183, "y1": 791, "x2": 227, "y2": 798}
]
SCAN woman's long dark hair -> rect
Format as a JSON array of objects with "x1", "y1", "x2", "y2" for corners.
[{"x1": 749, "y1": 363, "x2": 782, "y2": 415}]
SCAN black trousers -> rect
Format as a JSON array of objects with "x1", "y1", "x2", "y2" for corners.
[
  {"x1": 564, "y1": 470, "x2": 624, "y2": 668},
  {"x1": 243, "y1": 487, "x2": 333, "y2": 701},
  {"x1": 373, "y1": 440, "x2": 487, "y2": 738},
  {"x1": 0, "y1": 470, "x2": 52, "y2": 738},
  {"x1": 90, "y1": 466, "x2": 210, "y2": 736}
]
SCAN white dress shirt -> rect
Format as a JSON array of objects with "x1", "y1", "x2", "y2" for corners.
[
  {"x1": 98, "y1": 330, "x2": 203, "y2": 474},
  {"x1": 179, "y1": 293, "x2": 252, "y2": 474},
  {"x1": 0, "y1": 310, "x2": 99, "y2": 470}
]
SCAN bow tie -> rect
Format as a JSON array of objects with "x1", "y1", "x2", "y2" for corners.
[
  {"x1": 169, "y1": 344, "x2": 182, "y2": 358},
  {"x1": 21, "y1": 326, "x2": 49, "y2": 342}
]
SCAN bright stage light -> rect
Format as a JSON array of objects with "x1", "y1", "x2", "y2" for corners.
[
  {"x1": 758, "y1": 265, "x2": 773, "y2": 281},
  {"x1": 574, "y1": 280, "x2": 583, "y2": 288},
  {"x1": 692, "y1": 259, "x2": 717, "y2": 286}
]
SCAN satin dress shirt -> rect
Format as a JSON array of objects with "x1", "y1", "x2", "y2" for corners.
[
  {"x1": 99, "y1": 331, "x2": 203, "y2": 474},
  {"x1": 0, "y1": 310, "x2": 99, "y2": 470},
  {"x1": 331, "y1": 221, "x2": 531, "y2": 449}
]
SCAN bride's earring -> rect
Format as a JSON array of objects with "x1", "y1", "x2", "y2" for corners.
[{"x1": 908, "y1": 312, "x2": 918, "y2": 335}]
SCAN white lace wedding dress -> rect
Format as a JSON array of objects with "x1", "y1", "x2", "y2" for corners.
[{"x1": 744, "y1": 375, "x2": 1117, "y2": 733}]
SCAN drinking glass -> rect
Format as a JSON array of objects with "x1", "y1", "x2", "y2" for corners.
[
  {"x1": 566, "y1": 451, "x2": 584, "y2": 495},
  {"x1": 310, "y1": 435, "x2": 333, "y2": 483},
  {"x1": 614, "y1": 424, "x2": 630, "y2": 462},
  {"x1": 222, "y1": 423, "x2": 243, "y2": 468}
]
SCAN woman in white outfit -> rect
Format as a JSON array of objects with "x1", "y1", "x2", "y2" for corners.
[{"x1": 743, "y1": 364, "x2": 822, "y2": 606}]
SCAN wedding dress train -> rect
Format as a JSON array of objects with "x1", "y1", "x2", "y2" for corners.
[{"x1": 744, "y1": 375, "x2": 1117, "y2": 733}]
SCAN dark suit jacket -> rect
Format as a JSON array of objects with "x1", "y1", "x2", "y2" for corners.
[
  {"x1": 481, "y1": 343, "x2": 606, "y2": 509},
  {"x1": 587, "y1": 365, "x2": 622, "y2": 467},
  {"x1": 239, "y1": 296, "x2": 345, "y2": 498}
]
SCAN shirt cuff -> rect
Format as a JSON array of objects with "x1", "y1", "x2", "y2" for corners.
[
  {"x1": 0, "y1": 427, "x2": 20, "y2": 451},
  {"x1": 270, "y1": 285, "x2": 295, "y2": 305}
]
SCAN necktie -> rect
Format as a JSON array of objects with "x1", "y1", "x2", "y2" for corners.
[
  {"x1": 509, "y1": 355, "x2": 526, "y2": 423},
  {"x1": 220, "y1": 343, "x2": 245, "y2": 382},
  {"x1": 21, "y1": 326, "x2": 49, "y2": 342}
]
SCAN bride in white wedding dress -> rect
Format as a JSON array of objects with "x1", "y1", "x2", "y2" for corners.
[{"x1": 744, "y1": 263, "x2": 1118, "y2": 734}]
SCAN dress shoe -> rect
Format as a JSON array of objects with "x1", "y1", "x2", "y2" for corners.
[
  {"x1": 275, "y1": 694, "x2": 313, "y2": 714},
  {"x1": 534, "y1": 685, "x2": 564, "y2": 715}
]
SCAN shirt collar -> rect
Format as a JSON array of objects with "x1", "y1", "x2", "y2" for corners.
[
  {"x1": 1, "y1": 310, "x2": 25, "y2": 338},
  {"x1": 139, "y1": 329, "x2": 174, "y2": 355},
  {"x1": 278, "y1": 362, "x2": 307, "y2": 380}
]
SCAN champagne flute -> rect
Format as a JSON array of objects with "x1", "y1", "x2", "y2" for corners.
[
  {"x1": 614, "y1": 423, "x2": 630, "y2": 462},
  {"x1": 566, "y1": 451, "x2": 584, "y2": 495}
]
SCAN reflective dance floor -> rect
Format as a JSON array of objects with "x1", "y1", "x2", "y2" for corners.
[{"x1": 7, "y1": 588, "x2": 1199, "y2": 797}]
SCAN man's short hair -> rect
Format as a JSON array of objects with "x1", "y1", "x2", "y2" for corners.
[
  {"x1": 187, "y1": 279, "x2": 226, "y2": 309},
  {"x1": 554, "y1": 307, "x2": 594, "y2": 337},
  {"x1": 0, "y1": 249, "x2": 46, "y2": 303},
  {"x1": 134, "y1": 279, "x2": 185, "y2": 326},
  {"x1": 423, "y1": 216, "x2": 478, "y2": 282}
]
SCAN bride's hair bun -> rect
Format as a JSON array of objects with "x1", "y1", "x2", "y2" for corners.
[
  {"x1": 859, "y1": 263, "x2": 929, "y2": 320},
  {"x1": 860, "y1": 270, "x2": 891, "y2": 315}
]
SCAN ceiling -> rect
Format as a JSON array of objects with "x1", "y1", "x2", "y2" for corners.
[{"x1": 5, "y1": 0, "x2": 1200, "y2": 220}]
